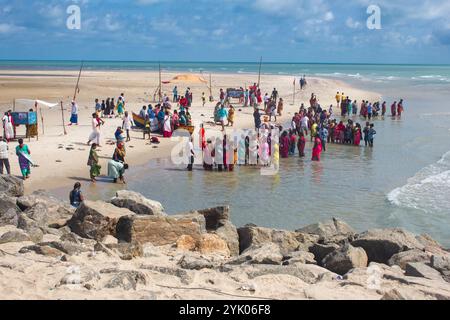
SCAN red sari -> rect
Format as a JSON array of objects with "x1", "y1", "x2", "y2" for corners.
[
  {"x1": 354, "y1": 129, "x2": 361, "y2": 146},
  {"x1": 312, "y1": 138, "x2": 322, "y2": 161},
  {"x1": 280, "y1": 136, "x2": 290, "y2": 158}
]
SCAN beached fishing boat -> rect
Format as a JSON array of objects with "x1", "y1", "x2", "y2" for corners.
[
  {"x1": 132, "y1": 112, "x2": 146, "y2": 129},
  {"x1": 133, "y1": 112, "x2": 195, "y2": 134}
]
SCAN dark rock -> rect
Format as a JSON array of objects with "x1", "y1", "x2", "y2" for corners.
[
  {"x1": 105, "y1": 271, "x2": 147, "y2": 290},
  {"x1": 116, "y1": 213, "x2": 206, "y2": 246},
  {"x1": 309, "y1": 243, "x2": 340, "y2": 265},
  {"x1": 0, "y1": 193, "x2": 20, "y2": 227},
  {"x1": 68, "y1": 200, "x2": 135, "y2": 241},
  {"x1": 405, "y1": 262, "x2": 443, "y2": 281},
  {"x1": 0, "y1": 175, "x2": 24, "y2": 197},
  {"x1": 351, "y1": 228, "x2": 424, "y2": 264},
  {"x1": 110, "y1": 190, "x2": 165, "y2": 216},
  {"x1": 196, "y1": 206, "x2": 230, "y2": 230},
  {"x1": 388, "y1": 250, "x2": 431, "y2": 270},
  {"x1": 19, "y1": 244, "x2": 64, "y2": 257},
  {"x1": 322, "y1": 244, "x2": 368, "y2": 275}
]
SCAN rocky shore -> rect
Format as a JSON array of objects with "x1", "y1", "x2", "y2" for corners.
[{"x1": 1, "y1": 175, "x2": 449, "y2": 300}]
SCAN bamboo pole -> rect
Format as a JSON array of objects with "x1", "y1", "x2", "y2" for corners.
[
  {"x1": 209, "y1": 73, "x2": 213, "y2": 101},
  {"x1": 60, "y1": 101, "x2": 67, "y2": 135},
  {"x1": 73, "y1": 61, "x2": 84, "y2": 101},
  {"x1": 257, "y1": 56, "x2": 262, "y2": 87},
  {"x1": 158, "y1": 62, "x2": 162, "y2": 103}
]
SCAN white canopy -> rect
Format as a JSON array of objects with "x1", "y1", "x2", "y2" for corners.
[{"x1": 15, "y1": 99, "x2": 58, "y2": 109}]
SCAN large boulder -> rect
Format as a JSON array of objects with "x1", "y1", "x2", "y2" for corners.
[
  {"x1": 430, "y1": 255, "x2": 450, "y2": 282},
  {"x1": 238, "y1": 225, "x2": 311, "y2": 256},
  {"x1": 405, "y1": 262, "x2": 444, "y2": 281},
  {"x1": 17, "y1": 191, "x2": 75, "y2": 227},
  {"x1": 0, "y1": 175, "x2": 24, "y2": 197},
  {"x1": 246, "y1": 264, "x2": 338, "y2": 284},
  {"x1": 296, "y1": 218, "x2": 356, "y2": 243},
  {"x1": 388, "y1": 250, "x2": 431, "y2": 270},
  {"x1": 322, "y1": 244, "x2": 368, "y2": 275},
  {"x1": 228, "y1": 243, "x2": 283, "y2": 265},
  {"x1": 110, "y1": 190, "x2": 165, "y2": 216},
  {"x1": 196, "y1": 206, "x2": 239, "y2": 256},
  {"x1": 0, "y1": 229, "x2": 31, "y2": 244},
  {"x1": 116, "y1": 213, "x2": 206, "y2": 246},
  {"x1": 0, "y1": 193, "x2": 20, "y2": 227},
  {"x1": 351, "y1": 228, "x2": 424, "y2": 264},
  {"x1": 68, "y1": 200, "x2": 135, "y2": 241},
  {"x1": 282, "y1": 250, "x2": 317, "y2": 266}
]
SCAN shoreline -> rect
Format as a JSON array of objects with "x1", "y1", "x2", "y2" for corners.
[{"x1": 0, "y1": 70, "x2": 382, "y2": 194}]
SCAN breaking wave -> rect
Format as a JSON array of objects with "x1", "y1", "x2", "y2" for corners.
[{"x1": 387, "y1": 151, "x2": 450, "y2": 213}]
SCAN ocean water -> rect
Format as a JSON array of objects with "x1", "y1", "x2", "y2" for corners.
[{"x1": 24, "y1": 60, "x2": 449, "y2": 247}]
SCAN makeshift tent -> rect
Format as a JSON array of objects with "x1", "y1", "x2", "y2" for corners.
[{"x1": 14, "y1": 99, "x2": 60, "y2": 138}]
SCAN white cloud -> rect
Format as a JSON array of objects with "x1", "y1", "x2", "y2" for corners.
[
  {"x1": 0, "y1": 23, "x2": 25, "y2": 34},
  {"x1": 346, "y1": 17, "x2": 361, "y2": 29}
]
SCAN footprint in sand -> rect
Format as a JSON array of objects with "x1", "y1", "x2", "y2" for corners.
[{"x1": 56, "y1": 160, "x2": 62, "y2": 163}]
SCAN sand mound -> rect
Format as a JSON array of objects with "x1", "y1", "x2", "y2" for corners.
[{"x1": 167, "y1": 74, "x2": 207, "y2": 84}]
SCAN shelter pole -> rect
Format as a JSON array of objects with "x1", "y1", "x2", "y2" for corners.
[
  {"x1": 13, "y1": 99, "x2": 16, "y2": 112},
  {"x1": 158, "y1": 62, "x2": 162, "y2": 103},
  {"x1": 292, "y1": 78, "x2": 296, "y2": 106},
  {"x1": 60, "y1": 101, "x2": 67, "y2": 135}
]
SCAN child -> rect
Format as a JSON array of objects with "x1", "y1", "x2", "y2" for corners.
[
  {"x1": 115, "y1": 127, "x2": 125, "y2": 144},
  {"x1": 202, "y1": 92, "x2": 206, "y2": 107},
  {"x1": 368, "y1": 124, "x2": 376, "y2": 147}
]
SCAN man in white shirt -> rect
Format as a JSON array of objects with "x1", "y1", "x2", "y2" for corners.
[
  {"x1": 186, "y1": 137, "x2": 195, "y2": 171},
  {"x1": 0, "y1": 138, "x2": 10, "y2": 174},
  {"x1": 300, "y1": 115, "x2": 309, "y2": 135}
]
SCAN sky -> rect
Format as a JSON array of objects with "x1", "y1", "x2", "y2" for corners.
[{"x1": 1, "y1": 0, "x2": 450, "y2": 64}]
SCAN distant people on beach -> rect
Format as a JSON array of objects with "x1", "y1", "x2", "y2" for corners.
[
  {"x1": 87, "y1": 113, "x2": 104, "y2": 146},
  {"x1": 68, "y1": 101, "x2": 79, "y2": 126},
  {"x1": 2, "y1": 111, "x2": 14, "y2": 142}
]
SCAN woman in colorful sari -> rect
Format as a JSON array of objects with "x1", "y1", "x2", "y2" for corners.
[
  {"x1": 109, "y1": 142, "x2": 127, "y2": 183},
  {"x1": 88, "y1": 143, "x2": 101, "y2": 182},
  {"x1": 354, "y1": 124, "x2": 362, "y2": 146},
  {"x1": 311, "y1": 136, "x2": 322, "y2": 162},
  {"x1": 297, "y1": 132, "x2": 306, "y2": 157},
  {"x1": 16, "y1": 138, "x2": 31, "y2": 180},
  {"x1": 280, "y1": 131, "x2": 290, "y2": 158},
  {"x1": 163, "y1": 111, "x2": 173, "y2": 138},
  {"x1": 289, "y1": 130, "x2": 297, "y2": 155},
  {"x1": 117, "y1": 97, "x2": 125, "y2": 117}
]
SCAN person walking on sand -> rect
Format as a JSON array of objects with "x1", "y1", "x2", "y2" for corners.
[
  {"x1": 277, "y1": 98, "x2": 284, "y2": 116},
  {"x1": 122, "y1": 111, "x2": 134, "y2": 142},
  {"x1": 69, "y1": 101, "x2": 79, "y2": 126},
  {"x1": 2, "y1": 111, "x2": 14, "y2": 142},
  {"x1": 69, "y1": 182, "x2": 84, "y2": 208},
  {"x1": 0, "y1": 138, "x2": 11, "y2": 175},
  {"x1": 218, "y1": 105, "x2": 228, "y2": 132},
  {"x1": 87, "y1": 113, "x2": 104, "y2": 146},
  {"x1": 16, "y1": 138, "x2": 31, "y2": 180},
  {"x1": 87, "y1": 143, "x2": 101, "y2": 182},
  {"x1": 173, "y1": 86, "x2": 178, "y2": 102}
]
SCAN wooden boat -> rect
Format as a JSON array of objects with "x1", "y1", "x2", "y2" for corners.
[
  {"x1": 133, "y1": 112, "x2": 195, "y2": 135},
  {"x1": 132, "y1": 112, "x2": 146, "y2": 129}
]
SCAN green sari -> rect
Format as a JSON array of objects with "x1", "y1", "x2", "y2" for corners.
[{"x1": 88, "y1": 148, "x2": 101, "y2": 177}]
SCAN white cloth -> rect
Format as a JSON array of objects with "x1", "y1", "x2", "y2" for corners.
[
  {"x1": 163, "y1": 115, "x2": 172, "y2": 133},
  {"x1": 301, "y1": 116, "x2": 309, "y2": 129},
  {"x1": 122, "y1": 115, "x2": 134, "y2": 130},
  {"x1": 2, "y1": 115, "x2": 13, "y2": 140},
  {"x1": 0, "y1": 141, "x2": 9, "y2": 159}
]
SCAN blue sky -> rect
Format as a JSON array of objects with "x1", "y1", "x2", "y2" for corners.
[{"x1": 1, "y1": 0, "x2": 450, "y2": 63}]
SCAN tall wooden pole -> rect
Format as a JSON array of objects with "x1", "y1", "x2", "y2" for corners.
[
  {"x1": 13, "y1": 99, "x2": 16, "y2": 112},
  {"x1": 158, "y1": 62, "x2": 162, "y2": 103},
  {"x1": 209, "y1": 73, "x2": 213, "y2": 101},
  {"x1": 257, "y1": 56, "x2": 263, "y2": 87},
  {"x1": 292, "y1": 78, "x2": 296, "y2": 106},
  {"x1": 60, "y1": 101, "x2": 67, "y2": 135},
  {"x1": 73, "y1": 61, "x2": 84, "y2": 101}
]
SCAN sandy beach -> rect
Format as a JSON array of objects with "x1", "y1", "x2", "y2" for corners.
[{"x1": 0, "y1": 70, "x2": 381, "y2": 194}]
